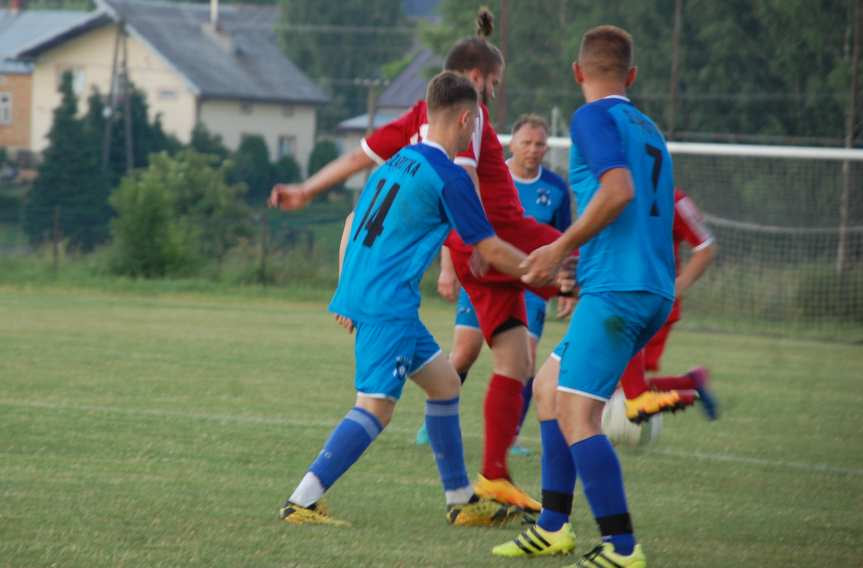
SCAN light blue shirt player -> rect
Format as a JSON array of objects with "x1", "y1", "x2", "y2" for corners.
[
  {"x1": 568, "y1": 96, "x2": 675, "y2": 300},
  {"x1": 455, "y1": 163, "x2": 571, "y2": 339},
  {"x1": 553, "y1": 95, "x2": 675, "y2": 401},
  {"x1": 331, "y1": 140, "x2": 495, "y2": 400}
]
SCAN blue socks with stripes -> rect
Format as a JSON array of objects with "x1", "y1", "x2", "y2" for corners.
[
  {"x1": 570, "y1": 434, "x2": 636, "y2": 555},
  {"x1": 425, "y1": 397, "x2": 471, "y2": 502},
  {"x1": 536, "y1": 419, "x2": 576, "y2": 532},
  {"x1": 308, "y1": 406, "x2": 384, "y2": 490}
]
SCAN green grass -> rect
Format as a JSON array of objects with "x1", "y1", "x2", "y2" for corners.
[{"x1": 1, "y1": 285, "x2": 862, "y2": 567}]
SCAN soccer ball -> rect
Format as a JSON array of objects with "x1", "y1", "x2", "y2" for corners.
[{"x1": 601, "y1": 389, "x2": 662, "y2": 448}]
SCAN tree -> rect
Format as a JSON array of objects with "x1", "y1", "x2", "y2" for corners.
[
  {"x1": 103, "y1": 84, "x2": 178, "y2": 187},
  {"x1": 189, "y1": 122, "x2": 230, "y2": 162},
  {"x1": 279, "y1": 0, "x2": 413, "y2": 128},
  {"x1": 24, "y1": 72, "x2": 110, "y2": 250},
  {"x1": 230, "y1": 135, "x2": 273, "y2": 205},
  {"x1": 109, "y1": 150, "x2": 250, "y2": 277}
]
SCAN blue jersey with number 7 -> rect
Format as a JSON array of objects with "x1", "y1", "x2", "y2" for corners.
[
  {"x1": 568, "y1": 96, "x2": 675, "y2": 300},
  {"x1": 329, "y1": 141, "x2": 495, "y2": 324}
]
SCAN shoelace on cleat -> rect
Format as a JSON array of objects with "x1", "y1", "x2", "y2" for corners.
[{"x1": 576, "y1": 545, "x2": 623, "y2": 568}]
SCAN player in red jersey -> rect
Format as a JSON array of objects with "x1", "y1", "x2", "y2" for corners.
[
  {"x1": 269, "y1": 9, "x2": 564, "y2": 512},
  {"x1": 617, "y1": 188, "x2": 718, "y2": 421}
]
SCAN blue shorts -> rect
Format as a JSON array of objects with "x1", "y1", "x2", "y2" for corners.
[
  {"x1": 455, "y1": 288, "x2": 547, "y2": 339},
  {"x1": 353, "y1": 319, "x2": 442, "y2": 401},
  {"x1": 552, "y1": 291, "x2": 672, "y2": 401}
]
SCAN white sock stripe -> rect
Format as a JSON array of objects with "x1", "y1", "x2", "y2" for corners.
[
  {"x1": 346, "y1": 409, "x2": 382, "y2": 439},
  {"x1": 425, "y1": 400, "x2": 460, "y2": 417}
]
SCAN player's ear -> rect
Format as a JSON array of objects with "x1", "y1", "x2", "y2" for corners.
[
  {"x1": 573, "y1": 62, "x2": 583, "y2": 84},
  {"x1": 626, "y1": 66, "x2": 637, "y2": 88}
]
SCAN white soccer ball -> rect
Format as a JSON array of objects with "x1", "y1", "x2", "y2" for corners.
[{"x1": 601, "y1": 389, "x2": 662, "y2": 448}]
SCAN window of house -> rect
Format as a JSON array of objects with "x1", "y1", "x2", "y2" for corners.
[
  {"x1": 277, "y1": 135, "x2": 297, "y2": 158},
  {"x1": 56, "y1": 65, "x2": 86, "y2": 95},
  {"x1": 158, "y1": 88, "x2": 178, "y2": 101},
  {"x1": 240, "y1": 102, "x2": 253, "y2": 114},
  {"x1": 0, "y1": 92, "x2": 11, "y2": 125}
]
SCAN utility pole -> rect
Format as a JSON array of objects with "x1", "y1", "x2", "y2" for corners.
[
  {"x1": 838, "y1": 0, "x2": 861, "y2": 274},
  {"x1": 667, "y1": 0, "x2": 683, "y2": 140},
  {"x1": 495, "y1": 0, "x2": 509, "y2": 130},
  {"x1": 102, "y1": 22, "x2": 134, "y2": 175},
  {"x1": 355, "y1": 78, "x2": 386, "y2": 206}
]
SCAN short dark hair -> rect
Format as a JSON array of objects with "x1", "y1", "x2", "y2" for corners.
[
  {"x1": 444, "y1": 7, "x2": 504, "y2": 75},
  {"x1": 578, "y1": 25, "x2": 634, "y2": 80},
  {"x1": 426, "y1": 71, "x2": 478, "y2": 113},
  {"x1": 512, "y1": 113, "x2": 549, "y2": 136}
]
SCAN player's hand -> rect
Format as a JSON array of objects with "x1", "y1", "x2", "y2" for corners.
[
  {"x1": 335, "y1": 314, "x2": 355, "y2": 333},
  {"x1": 437, "y1": 267, "x2": 460, "y2": 302},
  {"x1": 556, "y1": 296, "x2": 575, "y2": 319},
  {"x1": 468, "y1": 248, "x2": 490, "y2": 279},
  {"x1": 520, "y1": 242, "x2": 565, "y2": 287},
  {"x1": 268, "y1": 183, "x2": 311, "y2": 211}
]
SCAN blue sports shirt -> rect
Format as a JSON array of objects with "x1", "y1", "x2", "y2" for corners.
[
  {"x1": 568, "y1": 96, "x2": 675, "y2": 299},
  {"x1": 510, "y1": 163, "x2": 571, "y2": 232},
  {"x1": 330, "y1": 141, "x2": 495, "y2": 323}
]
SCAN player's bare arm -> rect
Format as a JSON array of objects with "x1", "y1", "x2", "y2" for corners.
[
  {"x1": 473, "y1": 236, "x2": 528, "y2": 279},
  {"x1": 269, "y1": 147, "x2": 375, "y2": 211},
  {"x1": 676, "y1": 241, "x2": 716, "y2": 296},
  {"x1": 334, "y1": 212, "x2": 355, "y2": 333},
  {"x1": 521, "y1": 168, "x2": 634, "y2": 286},
  {"x1": 437, "y1": 246, "x2": 459, "y2": 302}
]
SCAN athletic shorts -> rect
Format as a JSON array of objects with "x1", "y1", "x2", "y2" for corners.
[
  {"x1": 552, "y1": 291, "x2": 672, "y2": 401},
  {"x1": 455, "y1": 288, "x2": 547, "y2": 340},
  {"x1": 643, "y1": 298, "x2": 681, "y2": 371},
  {"x1": 353, "y1": 319, "x2": 442, "y2": 401},
  {"x1": 446, "y1": 215, "x2": 561, "y2": 344}
]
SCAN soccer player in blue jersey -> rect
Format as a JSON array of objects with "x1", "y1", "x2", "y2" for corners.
[
  {"x1": 279, "y1": 71, "x2": 533, "y2": 528},
  {"x1": 419, "y1": 114, "x2": 575, "y2": 455},
  {"x1": 493, "y1": 26, "x2": 674, "y2": 566}
]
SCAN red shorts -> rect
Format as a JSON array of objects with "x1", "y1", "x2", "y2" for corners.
[
  {"x1": 447, "y1": 216, "x2": 562, "y2": 344},
  {"x1": 643, "y1": 298, "x2": 681, "y2": 371}
]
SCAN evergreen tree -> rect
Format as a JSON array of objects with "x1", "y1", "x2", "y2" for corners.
[
  {"x1": 24, "y1": 72, "x2": 108, "y2": 250},
  {"x1": 189, "y1": 122, "x2": 230, "y2": 162},
  {"x1": 230, "y1": 135, "x2": 274, "y2": 205}
]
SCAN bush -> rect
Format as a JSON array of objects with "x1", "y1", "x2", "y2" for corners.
[
  {"x1": 307, "y1": 140, "x2": 344, "y2": 199},
  {"x1": 109, "y1": 151, "x2": 250, "y2": 278}
]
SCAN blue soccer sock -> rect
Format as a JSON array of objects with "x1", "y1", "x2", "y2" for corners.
[
  {"x1": 570, "y1": 434, "x2": 636, "y2": 556},
  {"x1": 536, "y1": 419, "x2": 576, "y2": 532},
  {"x1": 425, "y1": 397, "x2": 471, "y2": 502},
  {"x1": 308, "y1": 407, "x2": 383, "y2": 491},
  {"x1": 516, "y1": 377, "x2": 534, "y2": 434}
]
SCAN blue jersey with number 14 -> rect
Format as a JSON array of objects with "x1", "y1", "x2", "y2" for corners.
[
  {"x1": 569, "y1": 96, "x2": 675, "y2": 300},
  {"x1": 330, "y1": 141, "x2": 494, "y2": 324}
]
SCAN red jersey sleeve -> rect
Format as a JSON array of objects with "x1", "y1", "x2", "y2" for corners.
[
  {"x1": 674, "y1": 189, "x2": 714, "y2": 251},
  {"x1": 361, "y1": 100, "x2": 426, "y2": 164}
]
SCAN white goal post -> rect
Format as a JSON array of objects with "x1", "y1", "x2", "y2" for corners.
[{"x1": 498, "y1": 135, "x2": 863, "y2": 340}]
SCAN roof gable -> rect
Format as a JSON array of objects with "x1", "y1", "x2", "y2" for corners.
[{"x1": 16, "y1": 0, "x2": 329, "y2": 105}]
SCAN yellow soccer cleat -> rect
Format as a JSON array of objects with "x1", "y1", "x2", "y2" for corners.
[
  {"x1": 492, "y1": 523, "x2": 576, "y2": 557},
  {"x1": 279, "y1": 501, "x2": 350, "y2": 527},
  {"x1": 567, "y1": 543, "x2": 646, "y2": 567},
  {"x1": 474, "y1": 474, "x2": 541, "y2": 513},
  {"x1": 624, "y1": 390, "x2": 690, "y2": 424},
  {"x1": 446, "y1": 495, "x2": 523, "y2": 527}
]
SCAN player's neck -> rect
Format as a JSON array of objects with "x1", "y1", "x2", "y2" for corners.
[
  {"x1": 507, "y1": 159, "x2": 539, "y2": 181},
  {"x1": 424, "y1": 128, "x2": 457, "y2": 159},
  {"x1": 581, "y1": 82, "x2": 628, "y2": 103}
]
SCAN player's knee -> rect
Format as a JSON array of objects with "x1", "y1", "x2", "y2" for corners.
[{"x1": 450, "y1": 348, "x2": 479, "y2": 374}]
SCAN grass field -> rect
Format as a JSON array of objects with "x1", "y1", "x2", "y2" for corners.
[{"x1": 1, "y1": 285, "x2": 862, "y2": 567}]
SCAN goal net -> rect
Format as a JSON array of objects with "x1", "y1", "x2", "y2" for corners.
[{"x1": 518, "y1": 136, "x2": 863, "y2": 342}]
